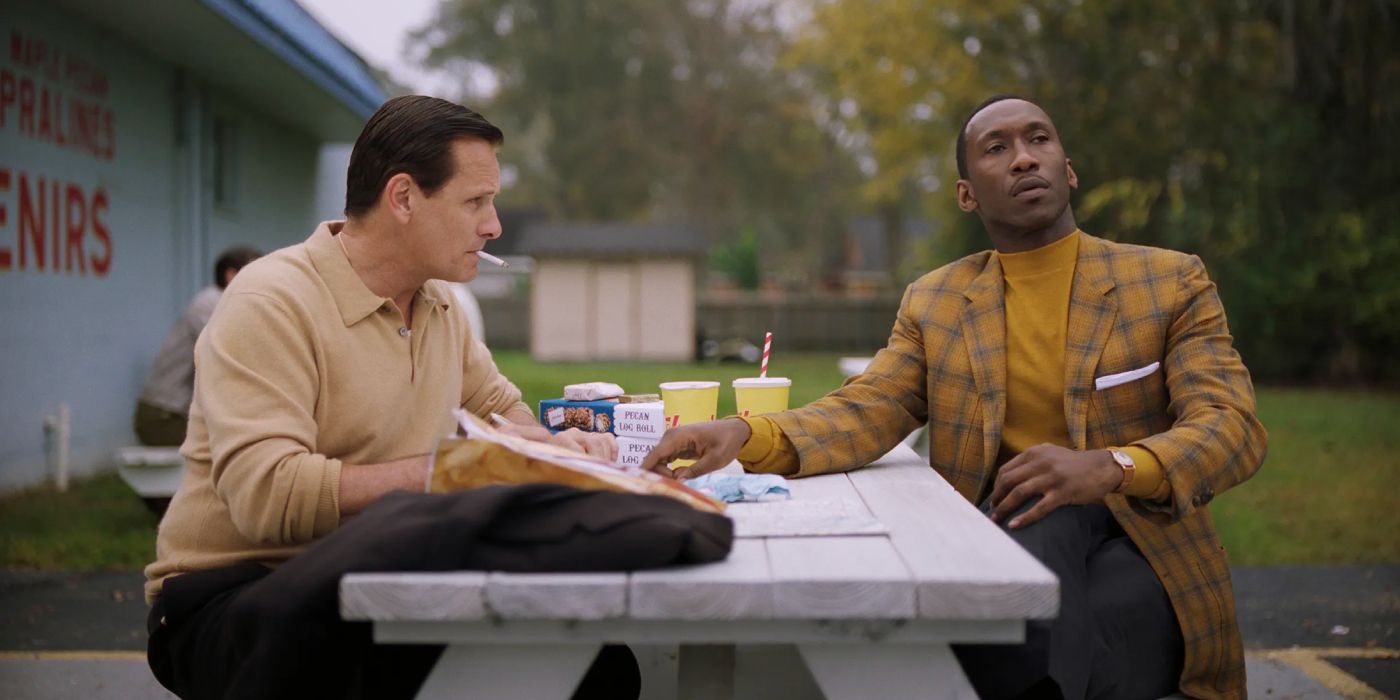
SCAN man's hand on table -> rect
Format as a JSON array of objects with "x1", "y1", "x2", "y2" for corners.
[
  {"x1": 988, "y1": 443, "x2": 1124, "y2": 529},
  {"x1": 496, "y1": 423, "x2": 618, "y2": 462},
  {"x1": 641, "y1": 418, "x2": 751, "y2": 480}
]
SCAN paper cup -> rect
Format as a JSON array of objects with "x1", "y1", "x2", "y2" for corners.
[
  {"x1": 733, "y1": 377, "x2": 791, "y2": 417},
  {"x1": 659, "y1": 381, "x2": 720, "y2": 468}
]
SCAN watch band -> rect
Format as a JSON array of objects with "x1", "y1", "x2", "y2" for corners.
[{"x1": 1109, "y1": 449, "x2": 1136, "y2": 494}]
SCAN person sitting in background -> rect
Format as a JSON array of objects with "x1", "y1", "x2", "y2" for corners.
[{"x1": 133, "y1": 246, "x2": 261, "y2": 447}]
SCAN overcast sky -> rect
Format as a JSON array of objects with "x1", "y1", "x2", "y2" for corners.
[{"x1": 298, "y1": 0, "x2": 463, "y2": 95}]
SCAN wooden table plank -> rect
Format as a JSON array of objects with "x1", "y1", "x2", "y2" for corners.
[
  {"x1": 782, "y1": 470, "x2": 864, "y2": 503},
  {"x1": 630, "y1": 539, "x2": 774, "y2": 620},
  {"x1": 725, "y1": 471, "x2": 886, "y2": 538},
  {"x1": 371, "y1": 618, "x2": 1024, "y2": 645},
  {"x1": 340, "y1": 572, "x2": 487, "y2": 621},
  {"x1": 484, "y1": 572, "x2": 627, "y2": 620},
  {"x1": 766, "y1": 536, "x2": 915, "y2": 618},
  {"x1": 850, "y1": 446, "x2": 1058, "y2": 620}
]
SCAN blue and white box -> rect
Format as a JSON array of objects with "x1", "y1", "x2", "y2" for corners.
[{"x1": 613, "y1": 401, "x2": 667, "y2": 440}]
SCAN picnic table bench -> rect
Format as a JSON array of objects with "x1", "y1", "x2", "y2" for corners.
[{"x1": 340, "y1": 443, "x2": 1058, "y2": 699}]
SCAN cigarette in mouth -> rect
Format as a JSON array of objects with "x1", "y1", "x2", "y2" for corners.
[{"x1": 476, "y1": 251, "x2": 508, "y2": 268}]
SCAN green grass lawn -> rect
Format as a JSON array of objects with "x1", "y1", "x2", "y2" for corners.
[
  {"x1": 0, "y1": 471, "x2": 163, "y2": 570},
  {"x1": 2, "y1": 352, "x2": 1395, "y2": 569},
  {"x1": 1210, "y1": 387, "x2": 1400, "y2": 565},
  {"x1": 491, "y1": 350, "x2": 850, "y2": 419}
]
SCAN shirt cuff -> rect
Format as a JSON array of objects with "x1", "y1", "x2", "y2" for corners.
[
  {"x1": 314, "y1": 457, "x2": 342, "y2": 537},
  {"x1": 738, "y1": 416, "x2": 800, "y2": 476},
  {"x1": 1120, "y1": 445, "x2": 1170, "y2": 502}
]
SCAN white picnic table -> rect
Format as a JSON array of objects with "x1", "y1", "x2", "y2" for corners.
[{"x1": 339, "y1": 444, "x2": 1058, "y2": 699}]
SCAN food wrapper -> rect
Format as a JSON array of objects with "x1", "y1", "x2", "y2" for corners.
[
  {"x1": 613, "y1": 402, "x2": 666, "y2": 440},
  {"x1": 430, "y1": 411, "x2": 724, "y2": 515},
  {"x1": 684, "y1": 473, "x2": 791, "y2": 503},
  {"x1": 615, "y1": 436, "x2": 659, "y2": 468},
  {"x1": 563, "y1": 382, "x2": 625, "y2": 401},
  {"x1": 539, "y1": 398, "x2": 618, "y2": 433}
]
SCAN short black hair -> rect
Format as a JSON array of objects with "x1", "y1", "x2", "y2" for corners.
[
  {"x1": 344, "y1": 96, "x2": 504, "y2": 219},
  {"x1": 214, "y1": 246, "x2": 261, "y2": 289},
  {"x1": 956, "y1": 94, "x2": 1025, "y2": 179}
]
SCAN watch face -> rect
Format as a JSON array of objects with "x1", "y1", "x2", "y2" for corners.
[{"x1": 1112, "y1": 450, "x2": 1133, "y2": 467}]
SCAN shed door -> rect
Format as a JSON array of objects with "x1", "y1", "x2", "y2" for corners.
[{"x1": 592, "y1": 263, "x2": 636, "y2": 359}]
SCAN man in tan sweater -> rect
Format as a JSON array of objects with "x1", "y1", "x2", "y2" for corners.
[{"x1": 145, "y1": 96, "x2": 638, "y2": 699}]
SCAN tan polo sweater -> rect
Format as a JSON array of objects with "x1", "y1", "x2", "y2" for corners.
[{"x1": 144, "y1": 222, "x2": 528, "y2": 603}]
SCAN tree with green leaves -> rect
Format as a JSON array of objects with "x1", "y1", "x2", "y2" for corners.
[
  {"x1": 412, "y1": 0, "x2": 862, "y2": 286},
  {"x1": 790, "y1": 0, "x2": 1400, "y2": 383}
]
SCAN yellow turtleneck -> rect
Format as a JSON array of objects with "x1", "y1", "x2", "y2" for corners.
[
  {"x1": 740, "y1": 230, "x2": 1167, "y2": 501},
  {"x1": 996, "y1": 230, "x2": 1080, "y2": 462}
]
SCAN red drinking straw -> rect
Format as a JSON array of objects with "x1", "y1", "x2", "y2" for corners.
[{"x1": 760, "y1": 331, "x2": 772, "y2": 378}]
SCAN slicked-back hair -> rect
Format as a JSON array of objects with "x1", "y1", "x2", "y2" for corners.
[
  {"x1": 956, "y1": 93, "x2": 1025, "y2": 179},
  {"x1": 344, "y1": 96, "x2": 504, "y2": 219}
]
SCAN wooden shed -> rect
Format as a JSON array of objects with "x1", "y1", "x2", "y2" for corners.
[{"x1": 520, "y1": 223, "x2": 706, "y2": 361}]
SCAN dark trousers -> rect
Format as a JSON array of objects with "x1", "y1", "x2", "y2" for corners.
[
  {"x1": 134, "y1": 400, "x2": 187, "y2": 447},
  {"x1": 953, "y1": 501, "x2": 1184, "y2": 700},
  {"x1": 142, "y1": 484, "x2": 745, "y2": 700},
  {"x1": 148, "y1": 581, "x2": 634, "y2": 700}
]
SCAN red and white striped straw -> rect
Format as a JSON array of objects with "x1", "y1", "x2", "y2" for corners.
[{"x1": 760, "y1": 331, "x2": 772, "y2": 378}]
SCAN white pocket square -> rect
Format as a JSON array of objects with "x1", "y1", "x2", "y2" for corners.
[{"x1": 1095, "y1": 361, "x2": 1161, "y2": 390}]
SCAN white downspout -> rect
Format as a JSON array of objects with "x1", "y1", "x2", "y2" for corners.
[{"x1": 44, "y1": 403, "x2": 71, "y2": 492}]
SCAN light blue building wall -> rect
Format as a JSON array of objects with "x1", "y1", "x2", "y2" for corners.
[{"x1": 0, "y1": 0, "x2": 385, "y2": 491}]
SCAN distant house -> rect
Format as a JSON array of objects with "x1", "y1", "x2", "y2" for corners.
[
  {"x1": 0, "y1": 0, "x2": 385, "y2": 490},
  {"x1": 520, "y1": 222, "x2": 707, "y2": 361},
  {"x1": 840, "y1": 215, "x2": 935, "y2": 292}
]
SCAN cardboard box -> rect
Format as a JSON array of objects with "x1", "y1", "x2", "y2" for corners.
[
  {"x1": 612, "y1": 401, "x2": 667, "y2": 440},
  {"x1": 616, "y1": 436, "x2": 659, "y2": 468},
  {"x1": 539, "y1": 398, "x2": 619, "y2": 433}
]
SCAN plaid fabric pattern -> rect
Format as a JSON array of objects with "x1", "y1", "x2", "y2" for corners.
[{"x1": 771, "y1": 233, "x2": 1266, "y2": 699}]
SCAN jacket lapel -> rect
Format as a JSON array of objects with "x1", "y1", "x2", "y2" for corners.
[
  {"x1": 1063, "y1": 234, "x2": 1118, "y2": 449},
  {"x1": 961, "y1": 255, "x2": 1007, "y2": 476}
]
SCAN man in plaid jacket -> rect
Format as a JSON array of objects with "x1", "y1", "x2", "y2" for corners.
[{"x1": 644, "y1": 96, "x2": 1266, "y2": 699}]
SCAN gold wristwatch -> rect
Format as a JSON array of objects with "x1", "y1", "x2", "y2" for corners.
[{"x1": 1109, "y1": 449, "x2": 1136, "y2": 494}]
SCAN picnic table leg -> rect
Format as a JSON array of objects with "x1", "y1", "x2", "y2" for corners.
[
  {"x1": 677, "y1": 644, "x2": 735, "y2": 700},
  {"x1": 414, "y1": 643, "x2": 601, "y2": 699},
  {"x1": 797, "y1": 643, "x2": 976, "y2": 700}
]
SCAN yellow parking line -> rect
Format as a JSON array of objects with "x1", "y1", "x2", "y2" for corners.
[
  {"x1": 1254, "y1": 647, "x2": 1396, "y2": 700},
  {"x1": 0, "y1": 650, "x2": 146, "y2": 661}
]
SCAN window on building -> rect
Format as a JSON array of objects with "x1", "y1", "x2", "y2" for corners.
[{"x1": 211, "y1": 117, "x2": 240, "y2": 211}]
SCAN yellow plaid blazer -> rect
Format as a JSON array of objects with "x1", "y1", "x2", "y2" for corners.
[{"x1": 771, "y1": 233, "x2": 1267, "y2": 699}]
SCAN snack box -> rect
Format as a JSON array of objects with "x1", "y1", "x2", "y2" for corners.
[
  {"x1": 539, "y1": 397, "x2": 619, "y2": 434},
  {"x1": 615, "y1": 436, "x2": 660, "y2": 468},
  {"x1": 612, "y1": 401, "x2": 667, "y2": 440}
]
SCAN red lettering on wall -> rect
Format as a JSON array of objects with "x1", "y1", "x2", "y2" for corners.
[
  {"x1": 0, "y1": 168, "x2": 9, "y2": 269},
  {"x1": 18, "y1": 75, "x2": 33, "y2": 132},
  {"x1": 0, "y1": 71, "x2": 12, "y2": 126},
  {"x1": 37, "y1": 84, "x2": 52, "y2": 140},
  {"x1": 2, "y1": 30, "x2": 117, "y2": 161},
  {"x1": 64, "y1": 184, "x2": 85, "y2": 274},
  {"x1": 90, "y1": 189, "x2": 110, "y2": 276},
  {"x1": 50, "y1": 179, "x2": 58, "y2": 274},
  {"x1": 18, "y1": 173, "x2": 44, "y2": 269},
  {"x1": 0, "y1": 168, "x2": 111, "y2": 277},
  {"x1": 1, "y1": 69, "x2": 116, "y2": 160}
]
